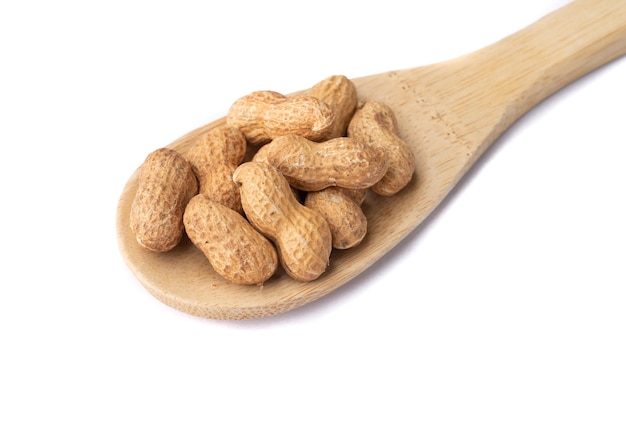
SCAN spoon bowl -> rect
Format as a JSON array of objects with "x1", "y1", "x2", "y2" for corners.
[{"x1": 117, "y1": 0, "x2": 626, "y2": 319}]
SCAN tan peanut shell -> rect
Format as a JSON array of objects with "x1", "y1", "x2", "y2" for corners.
[
  {"x1": 233, "y1": 161, "x2": 332, "y2": 282},
  {"x1": 342, "y1": 188, "x2": 368, "y2": 206},
  {"x1": 304, "y1": 187, "x2": 368, "y2": 249},
  {"x1": 348, "y1": 101, "x2": 416, "y2": 196},
  {"x1": 183, "y1": 194, "x2": 278, "y2": 285},
  {"x1": 226, "y1": 90, "x2": 335, "y2": 145},
  {"x1": 185, "y1": 125, "x2": 247, "y2": 213},
  {"x1": 308, "y1": 75, "x2": 358, "y2": 139},
  {"x1": 130, "y1": 148, "x2": 198, "y2": 252},
  {"x1": 252, "y1": 134, "x2": 388, "y2": 192}
]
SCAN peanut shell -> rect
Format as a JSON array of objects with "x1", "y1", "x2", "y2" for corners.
[
  {"x1": 226, "y1": 91, "x2": 335, "y2": 145},
  {"x1": 184, "y1": 195, "x2": 278, "y2": 285},
  {"x1": 130, "y1": 148, "x2": 198, "y2": 252},
  {"x1": 233, "y1": 162, "x2": 332, "y2": 282},
  {"x1": 304, "y1": 187, "x2": 368, "y2": 249},
  {"x1": 309, "y1": 75, "x2": 358, "y2": 139},
  {"x1": 253, "y1": 134, "x2": 388, "y2": 192},
  {"x1": 348, "y1": 101, "x2": 416, "y2": 196},
  {"x1": 186, "y1": 125, "x2": 247, "y2": 213}
]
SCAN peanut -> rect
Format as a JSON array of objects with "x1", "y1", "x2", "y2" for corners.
[
  {"x1": 226, "y1": 91, "x2": 335, "y2": 145},
  {"x1": 308, "y1": 75, "x2": 358, "y2": 139},
  {"x1": 252, "y1": 134, "x2": 388, "y2": 192},
  {"x1": 127, "y1": 75, "x2": 419, "y2": 288},
  {"x1": 185, "y1": 125, "x2": 247, "y2": 213},
  {"x1": 130, "y1": 148, "x2": 198, "y2": 252},
  {"x1": 184, "y1": 194, "x2": 278, "y2": 285},
  {"x1": 304, "y1": 187, "x2": 368, "y2": 249},
  {"x1": 348, "y1": 101, "x2": 416, "y2": 196},
  {"x1": 233, "y1": 161, "x2": 332, "y2": 282}
]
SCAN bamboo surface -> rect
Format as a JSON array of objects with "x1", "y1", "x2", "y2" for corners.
[{"x1": 117, "y1": 0, "x2": 626, "y2": 319}]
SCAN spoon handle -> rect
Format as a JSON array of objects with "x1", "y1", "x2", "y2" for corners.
[{"x1": 476, "y1": 0, "x2": 626, "y2": 124}]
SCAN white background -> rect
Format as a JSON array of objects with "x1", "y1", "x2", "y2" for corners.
[{"x1": 1, "y1": 1, "x2": 625, "y2": 421}]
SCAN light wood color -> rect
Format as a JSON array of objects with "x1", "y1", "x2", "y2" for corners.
[{"x1": 117, "y1": 0, "x2": 626, "y2": 320}]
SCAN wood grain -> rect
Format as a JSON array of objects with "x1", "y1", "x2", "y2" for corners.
[{"x1": 117, "y1": 0, "x2": 626, "y2": 319}]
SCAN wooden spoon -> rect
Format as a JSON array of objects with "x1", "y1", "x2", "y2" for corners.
[{"x1": 117, "y1": 0, "x2": 626, "y2": 320}]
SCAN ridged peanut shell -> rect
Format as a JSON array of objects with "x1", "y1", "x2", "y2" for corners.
[
  {"x1": 226, "y1": 91, "x2": 335, "y2": 145},
  {"x1": 308, "y1": 75, "x2": 358, "y2": 139},
  {"x1": 184, "y1": 195, "x2": 278, "y2": 285},
  {"x1": 342, "y1": 188, "x2": 368, "y2": 206},
  {"x1": 304, "y1": 187, "x2": 368, "y2": 249},
  {"x1": 348, "y1": 101, "x2": 416, "y2": 196},
  {"x1": 130, "y1": 148, "x2": 198, "y2": 252},
  {"x1": 185, "y1": 125, "x2": 247, "y2": 213},
  {"x1": 233, "y1": 162, "x2": 332, "y2": 282},
  {"x1": 253, "y1": 134, "x2": 388, "y2": 192}
]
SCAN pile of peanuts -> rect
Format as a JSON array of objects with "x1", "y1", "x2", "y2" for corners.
[{"x1": 129, "y1": 75, "x2": 416, "y2": 285}]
